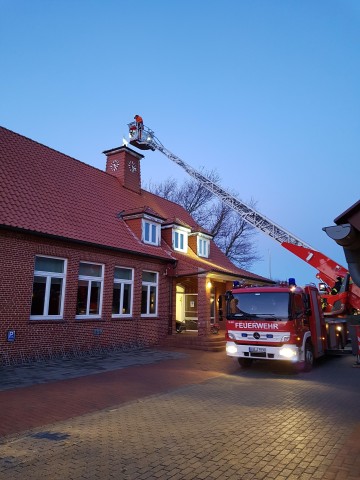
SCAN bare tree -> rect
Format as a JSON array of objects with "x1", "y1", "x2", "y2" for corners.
[
  {"x1": 146, "y1": 170, "x2": 261, "y2": 269},
  {"x1": 148, "y1": 168, "x2": 218, "y2": 214}
]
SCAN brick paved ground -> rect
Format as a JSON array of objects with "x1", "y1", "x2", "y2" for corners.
[{"x1": 0, "y1": 349, "x2": 359, "y2": 480}]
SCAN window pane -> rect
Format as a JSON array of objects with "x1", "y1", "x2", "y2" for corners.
[
  {"x1": 142, "y1": 271, "x2": 156, "y2": 282},
  {"x1": 180, "y1": 234, "x2": 184, "y2": 250},
  {"x1": 35, "y1": 256, "x2": 64, "y2": 273},
  {"x1": 114, "y1": 267, "x2": 132, "y2": 280},
  {"x1": 76, "y1": 280, "x2": 88, "y2": 315},
  {"x1": 48, "y1": 278, "x2": 62, "y2": 315},
  {"x1": 294, "y1": 295, "x2": 304, "y2": 317},
  {"x1": 149, "y1": 286, "x2": 156, "y2": 314},
  {"x1": 79, "y1": 262, "x2": 102, "y2": 277},
  {"x1": 31, "y1": 276, "x2": 46, "y2": 315},
  {"x1": 123, "y1": 284, "x2": 131, "y2": 314},
  {"x1": 198, "y1": 238, "x2": 209, "y2": 257},
  {"x1": 174, "y1": 231, "x2": 179, "y2": 248},
  {"x1": 89, "y1": 281, "x2": 101, "y2": 314},
  {"x1": 144, "y1": 222, "x2": 150, "y2": 241},
  {"x1": 112, "y1": 283, "x2": 121, "y2": 314},
  {"x1": 141, "y1": 286, "x2": 148, "y2": 314},
  {"x1": 151, "y1": 224, "x2": 157, "y2": 243}
]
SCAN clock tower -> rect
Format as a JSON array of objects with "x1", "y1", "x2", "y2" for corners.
[{"x1": 103, "y1": 145, "x2": 144, "y2": 194}]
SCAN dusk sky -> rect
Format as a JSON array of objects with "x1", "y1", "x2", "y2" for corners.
[{"x1": 1, "y1": 0, "x2": 359, "y2": 286}]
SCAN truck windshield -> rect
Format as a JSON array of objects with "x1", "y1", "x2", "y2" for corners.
[{"x1": 227, "y1": 292, "x2": 290, "y2": 319}]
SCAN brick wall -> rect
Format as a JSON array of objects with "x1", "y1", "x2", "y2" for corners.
[
  {"x1": 0, "y1": 230, "x2": 171, "y2": 364},
  {"x1": 105, "y1": 146, "x2": 142, "y2": 194},
  {"x1": 124, "y1": 217, "x2": 142, "y2": 239},
  {"x1": 188, "y1": 235, "x2": 197, "y2": 254},
  {"x1": 161, "y1": 227, "x2": 172, "y2": 248}
]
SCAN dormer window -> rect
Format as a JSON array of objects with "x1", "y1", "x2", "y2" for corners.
[
  {"x1": 197, "y1": 236, "x2": 210, "y2": 258},
  {"x1": 173, "y1": 227, "x2": 188, "y2": 253},
  {"x1": 142, "y1": 219, "x2": 160, "y2": 246}
]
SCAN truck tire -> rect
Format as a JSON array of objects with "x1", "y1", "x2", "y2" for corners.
[
  {"x1": 303, "y1": 342, "x2": 314, "y2": 372},
  {"x1": 238, "y1": 358, "x2": 253, "y2": 368}
]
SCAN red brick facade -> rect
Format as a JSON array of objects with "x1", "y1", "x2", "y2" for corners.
[{"x1": 0, "y1": 230, "x2": 171, "y2": 364}]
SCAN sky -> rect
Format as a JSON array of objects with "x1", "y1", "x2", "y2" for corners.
[{"x1": 1, "y1": 0, "x2": 359, "y2": 286}]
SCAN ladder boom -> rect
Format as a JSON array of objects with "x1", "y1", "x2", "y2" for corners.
[
  {"x1": 128, "y1": 121, "x2": 360, "y2": 309},
  {"x1": 129, "y1": 123, "x2": 311, "y2": 249}
]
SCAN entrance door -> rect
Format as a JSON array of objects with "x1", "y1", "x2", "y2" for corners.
[{"x1": 185, "y1": 293, "x2": 198, "y2": 330}]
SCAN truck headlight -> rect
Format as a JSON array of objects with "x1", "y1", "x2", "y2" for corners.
[
  {"x1": 279, "y1": 346, "x2": 297, "y2": 359},
  {"x1": 226, "y1": 344, "x2": 238, "y2": 354}
]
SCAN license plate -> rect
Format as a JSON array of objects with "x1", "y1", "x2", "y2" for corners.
[{"x1": 249, "y1": 347, "x2": 266, "y2": 353}]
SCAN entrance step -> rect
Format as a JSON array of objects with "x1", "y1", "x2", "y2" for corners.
[{"x1": 159, "y1": 332, "x2": 226, "y2": 352}]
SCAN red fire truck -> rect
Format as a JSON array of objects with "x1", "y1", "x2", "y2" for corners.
[{"x1": 225, "y1": 279, "x2": 347, "y2": 371}]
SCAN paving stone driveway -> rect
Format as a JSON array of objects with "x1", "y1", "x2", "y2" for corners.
[{"x1": 0, "y1": 350, "x2": 359, "y2": 480}]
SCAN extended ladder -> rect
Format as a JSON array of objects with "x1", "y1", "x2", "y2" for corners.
[{"x1": 128, "y1": 121, "x2": 352, "y2": 293}]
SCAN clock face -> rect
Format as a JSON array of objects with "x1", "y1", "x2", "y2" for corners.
[
  {"x1": 110, "y1": 159, "x2": 119, "y2": 172},
  {"x1": 128, "y1": 160, "x2": 137, "y2": 172}
]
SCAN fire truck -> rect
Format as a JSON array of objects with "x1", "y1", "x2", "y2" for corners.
[
  {"x1": 127, "y1": 120, "x2": 360, "y2": 364},
  {"x1": 224, "y1": 279, "x2": 348, "y2": 371}
]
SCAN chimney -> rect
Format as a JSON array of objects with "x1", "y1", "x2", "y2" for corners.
[{"x1": 103, "y1": 145, "x2": 144, "y2": 194}]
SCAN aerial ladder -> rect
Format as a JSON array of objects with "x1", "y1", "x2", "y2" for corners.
[{"x1": 128, "y1": 121, "x2": 360, "y2": 314}]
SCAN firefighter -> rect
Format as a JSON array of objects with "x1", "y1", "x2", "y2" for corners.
[
  {"x1": 321, "y1": 296, "x2": 328, "y2": 311},
  {"x1": 134, "y1": 114, "x2": 143, "y2": 140},
  {"x1": 331, "y1": 276, "x2": 343, "y2": 295},
  {"x1": 230, "y1": 298, "x2": 241, "y2": 314}
]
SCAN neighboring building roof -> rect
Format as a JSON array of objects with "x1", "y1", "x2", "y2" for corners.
[
  {"x1": 334, "y1": 200, "x2": 360, "y2": 229},
  {"x1": 0, "y1": 126, "x2": 270, "y2": 282},
  {"x1": 325, "y1": 200, "x2": 360, "y2": 288}
]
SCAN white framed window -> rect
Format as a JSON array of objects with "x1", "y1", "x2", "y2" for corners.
[
  {"x1": 197, "y1": 237, "x2": 210, "y2": 258},
  {"x1": 76, "y1": 262, "x2": 104, "y2": 318},
  {"x1": 142, "y1": 219, "x2": 160, "y2": 245},
  {"x1": 141, "y1": 271, "x2": 158, "y2": 316},
  {"x1": 112, "y1": 267, "x2": 134, "y2": 317},
  {"x1": 30, "y1": 255, "x2": 67, "y2": 320},
  {"x1": 173, "y1": 228, "x2": 188, "y2": 253}
]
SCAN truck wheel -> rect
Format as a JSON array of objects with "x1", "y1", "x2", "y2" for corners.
[
  {"x1": 303, "y1": 342, "x2": 314, "y2": 372},
  {"x1": 238, "y1": 358, "x2": 253, "y2": 368}
]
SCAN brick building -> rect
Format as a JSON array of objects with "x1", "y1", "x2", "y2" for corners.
[{"x1": 0, "y1": 126, "x2": 271, "y2": 364}]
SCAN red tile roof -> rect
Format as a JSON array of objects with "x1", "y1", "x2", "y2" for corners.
[{"x1": 0, "y1": 126, "x2": 270, "y2": 282}]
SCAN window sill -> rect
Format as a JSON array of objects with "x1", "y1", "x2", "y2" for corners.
[{"x1": 30, "y1": 316, "x2": 64, "y2": 321}]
